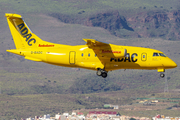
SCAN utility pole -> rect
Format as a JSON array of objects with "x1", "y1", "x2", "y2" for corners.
[{"x1": 164, "y1": 71, "x2": 169, "y2": 97}]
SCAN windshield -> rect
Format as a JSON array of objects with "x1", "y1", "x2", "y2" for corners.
[
  {"x1": 153, "y1": 53, "x2": 159, "y2": 56},
  {"x1": 159, "y1": 53, "x2": 166, "y2": 57},
  {"x1": 153, "y1": 52, "x2": 166, "y2": 57}
]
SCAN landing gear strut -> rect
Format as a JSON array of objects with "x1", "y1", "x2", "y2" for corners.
[
  {"x1": 96, "y1": 68, "x2": 108, "y2": 78},
  {"x1": 160, "y1": 73, "x2": 165, "y2": 78}
]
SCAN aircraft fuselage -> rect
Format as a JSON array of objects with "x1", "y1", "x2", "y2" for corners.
[{"x1": 11, "y1": 44, "x2": 176, "y2": 73}]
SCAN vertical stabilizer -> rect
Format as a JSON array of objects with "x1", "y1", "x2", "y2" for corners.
[{"x1": 5, "y1": 13, "x2": 44, "y2": 49}]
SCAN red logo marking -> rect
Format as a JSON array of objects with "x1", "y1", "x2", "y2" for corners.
[
  {"x1": 102, "y1": 50, "x2": 121, "y2": 54},
  {"x1": 39, "y1": 44, "x2": 54, "y2": 47}
]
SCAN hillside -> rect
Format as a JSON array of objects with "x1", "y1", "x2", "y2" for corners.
[
  {"x1": 50, "y1": 9, "x2": 180, "y2": 40},
  {"x1": 1, "y1": 0, "x2": 180, "y2": 40},
  {"x1": 0, "y1": 0, "x2": 180, "y2": 119}
]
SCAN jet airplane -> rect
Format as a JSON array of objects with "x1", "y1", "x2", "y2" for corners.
[{"x1": 5, "y1": 13, "x2": 177, "y2": 78}]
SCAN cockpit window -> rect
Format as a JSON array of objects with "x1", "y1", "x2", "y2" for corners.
[
  {"x1": 153, "y1": 53, "x2": 159, "y2": 56},
  {"x1": 159, "y1": 53, "x2": 166, "y2": 57},
  {"x1": 153, "y1": 52, "x2": 166, "y2": 57}
]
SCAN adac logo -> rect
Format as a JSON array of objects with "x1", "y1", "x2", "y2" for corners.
[
  {"x1": 17, "y1": 23, "x2": 36, "y2": 46},
  {"x1": 110, "y1": 53, "x2": 138, "y2": 62}
]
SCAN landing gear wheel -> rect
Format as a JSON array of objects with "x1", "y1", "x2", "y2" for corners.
[
  {"x1": 96, "y1": 68, "x2": 108, "y2": 78},
  {"x1": 160, "y1": 73, "x2": 165, "y2": 78},
  {"x1": 101, "y1": 72, "x2": 107, "y2": 78},
  {"x1": 96, "y1": 70, "x2": 102, "y2": 76}
]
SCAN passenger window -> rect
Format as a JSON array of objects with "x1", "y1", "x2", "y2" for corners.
[
  {"x1": 81, "y1": 53, "x2": 84, "y2": 57},
  {"x1": 143, "y1": 55, "x2": 145, "y2": 58},
  {"x1": 95, "y1": 54, "x2": 97, "y2": 57},
  {"x1": 153, "y1": 53, "x2": 159, "y2": 56},
  {"x1": 88, "y1": 53, "x2": 90, "y2": 57}
]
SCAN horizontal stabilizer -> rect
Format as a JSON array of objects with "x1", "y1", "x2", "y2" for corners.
[
  {"x1": 5, "y1": 13, "x2": 22, "y2": 18},
  {"x1": 24, "y1": 56, "x2": 42, "y2": 62},
  {"x1": 6, "y1": 49, "x2": 21, "y2": 55}
]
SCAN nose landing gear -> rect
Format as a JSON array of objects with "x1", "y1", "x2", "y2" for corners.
[
  {"x1": 158, "y1": 69, "x2": 165, "y2": 78},
  {"x1": 96, "y1": 68, "x2": 108, "y2": 78},
  {"x1": 160, "y1": 73, "x2": 165, "y2": 78}
]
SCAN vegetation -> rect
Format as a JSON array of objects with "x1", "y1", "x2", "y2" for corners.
[
  {"x1": 68, "y1": 74, "x2": 121, "y2": 94},
  {"x1": 1, "y1": 0, "x2": 180, "y2": 40},
  {"x1": 0, "y1": 91, "x2": 134, "y2": 119},
  {"x1": 0, "y1": 0, "x2": 180, "y2": 119},
  {"x1": 130, "y1": 118, "x2": 136, "y2": 120},
  {"x1": 1, "y1": 0, "x2": 179, "y2": 15}
]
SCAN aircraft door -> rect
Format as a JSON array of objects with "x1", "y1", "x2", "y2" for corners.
[
  {"x1": 69, "y1": 51, "x2": 76, "y2": 64},
  {"x1": 141, "y1": 53, "x2": 147, "y2": 61}
]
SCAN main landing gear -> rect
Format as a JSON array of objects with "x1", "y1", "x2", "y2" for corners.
[{"x1": 96, "y1": 68, "x2": 108, "y2": 78}]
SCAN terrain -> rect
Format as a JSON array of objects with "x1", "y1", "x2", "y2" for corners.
[
  {"x1": 50, "y1": 9, "x2": 180, "y2": 40},
  {"x1": 0, "y1": 0, "x2": 180, "y2": 119}
]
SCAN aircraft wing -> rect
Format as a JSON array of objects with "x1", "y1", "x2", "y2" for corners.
[
  {"x1": 83, "y1": 38, "x2": 127, "y2": 58},
  {"x1": 83, "y1": 38, "x2": 109, "y2": 48}
]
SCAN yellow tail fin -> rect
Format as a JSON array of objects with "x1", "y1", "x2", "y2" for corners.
[{"x1": 5, "y1": 13, "x2": 45, "y2": 49}]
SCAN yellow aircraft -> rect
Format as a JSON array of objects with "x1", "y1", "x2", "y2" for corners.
[{"x1": 5, "y1": 13, "x2": 177, "y2": 78}]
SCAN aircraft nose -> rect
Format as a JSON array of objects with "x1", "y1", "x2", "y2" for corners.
[
  {"x1": 171, "y1": 60, "x2": 177, "y2": 68},
  {"x1": 166, "y1": 59, "x2": 177, "y2": 68}
]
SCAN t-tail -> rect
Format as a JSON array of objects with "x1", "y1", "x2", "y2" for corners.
[{"x1": 5, "y1": 13, "x2": 55, "y2": 55}]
